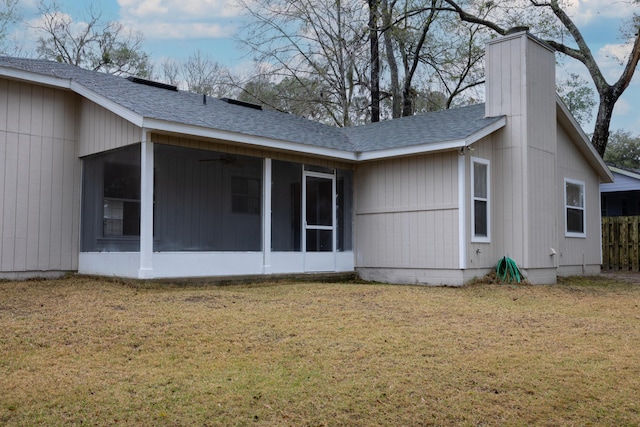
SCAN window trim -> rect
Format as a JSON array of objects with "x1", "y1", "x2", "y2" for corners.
[
  {"x1": 471, "y1": 157, "x2": 490, "y2": 243},
  {"x1": 564, "y1": 178, "x2": 586, "y2": 238}
]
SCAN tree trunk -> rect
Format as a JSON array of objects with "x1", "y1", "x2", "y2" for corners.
[
  {"x1": 369, "y1": 0, "x2": 380, "y2": 123},
  {"x1": 381, "y1": 0, "x2": 402, "y2": 118},
  {"x1": 591, "y1": 91, "x2": 615, "y2": 157}
]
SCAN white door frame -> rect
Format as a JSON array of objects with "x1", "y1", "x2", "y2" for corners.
[{"x1": 302, "y1": 170, "x2": 336, "y2": 272}]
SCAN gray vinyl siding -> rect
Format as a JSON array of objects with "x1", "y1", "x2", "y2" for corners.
[
  {"x1": 354, "y1": 152, "x2": 459, "y2": 269},
  {"x1": 557, "y1": 123, "x2": 602, "y2": 267},
  {"x1": 524, "y1": 35, "x2": 558, "y2": 270},
  {"x1": 485, "y1": 32, "x2": 558, "y2": 271},
  {"x1": 0, "y1": 78, "x2": 80, "y2": 273},
  {"x1": 77, "y1": 98, "x2": 141, "y2": 157}
]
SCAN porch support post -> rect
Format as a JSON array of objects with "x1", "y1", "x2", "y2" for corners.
[
  {"x1": 138, "y1": 130, "x2": 154, "y2": 278},
  {"x1": 263, "y1": 158, "x2": 272, "y2": 273}
]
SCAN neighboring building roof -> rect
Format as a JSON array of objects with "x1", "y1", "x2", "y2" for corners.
[
  {"x1": 0, "y1": 56, "x2": 506, "y2": 161},
  {"x1": 601, "y1": 166, "x2": 640, "y2": 193}
]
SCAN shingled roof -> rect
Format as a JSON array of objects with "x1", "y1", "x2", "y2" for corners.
[
  {"x1": 0, "y1": 56, "x2": 505, "y2": 159},
  {"x1": 344, "y1": 104, "x2": 503, "y2": 153}
]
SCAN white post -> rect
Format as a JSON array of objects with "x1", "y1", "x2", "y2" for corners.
[
  {"x1": 458, "y1": 151, "x2": 467, "y2": 270},
  {"x1": 263, "y1": 158, "x2": 272, "y2": 273},
  {"x1": 138, "y1": 130, "x2": 154, "y2": 278}
]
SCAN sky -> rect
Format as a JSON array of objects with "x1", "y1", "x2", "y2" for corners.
[{"x1": 7, "y1": 0, "x2": 640, "y2": 135}]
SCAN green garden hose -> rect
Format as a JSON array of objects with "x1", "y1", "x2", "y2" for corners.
[{"x1": 496, "y1": 256, "x2": 523, "y2": 283}]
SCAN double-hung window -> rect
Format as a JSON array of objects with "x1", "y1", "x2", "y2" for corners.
[
  {"x1": 565, "y1": 178, "x2": 586, "y2": 237},
  {"x1": 471, "y1": 157, "x2": 490, "y2": 242}
]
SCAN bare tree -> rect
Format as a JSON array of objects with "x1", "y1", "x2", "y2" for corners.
[
  {"x1": 441, "y1": 0, "x2": 640, "y2": 156},
  {"x1": 0, "y1": 0, "x2": 19, "y2": 53},
  {"x1": 158, "y1": 51, "x2": 233, "y2": 97},
  {"x1": 181, "y1": 50, "x2": 227, "y2": 96},
  {"x1": 160, "y1": 58, "x2": 181, "y2": 87},
  {"x1": 423, "y1": 17, "x2": 486, "y2": 110},
  {"x1": 238, "y1": 0, "x2": 370, "y2": 127},
  {"x1": 33, "y1": 0, "x2": 152, "y2": 77},
  {"x1": 369, "y1": 0, "x2": 381, "y2": 122},
  {"x1": 377, "y1": 0, "x2": 487, "y2": 117}
]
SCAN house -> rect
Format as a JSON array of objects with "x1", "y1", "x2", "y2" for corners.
[
  {"x1": 601, "y1": 166, "x2": 640, "y2": 216},
  {"x1": 0, "y1": 30, "x2": 613, "y2": 285}
]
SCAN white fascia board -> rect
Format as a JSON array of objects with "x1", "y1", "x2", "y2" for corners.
[
  {"x1": 465, "y1": 116, "x2": 506, "y2": 145},
  {"x1": 356, "y1": 138, "x2": 467, "y2": 161},
  {"x1": 0, "y1": 66, "x2": 72, "y2": 89},
  {"x1": 142, "y1": 118, "x2": 359, "y2": 161},
  {"x1": 356, "y1": 116, "x2": 506, "y2": 161},
  {"x1": 70, "y1": 81, "x2": 144, "y2": 127}
]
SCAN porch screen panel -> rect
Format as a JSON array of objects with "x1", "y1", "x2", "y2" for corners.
[
  {"x1": 153, "y1": 144, "x2": 262, "y2": 251},
  {"x1": 80, "y1": 144, "x2": 141, "y2": 252},
  {"x1": 337, "y1": 169, "x2": 353, "y2": 251},
  {"x1": 271, "y1": 160, "x2": 302, "y2": 251}
]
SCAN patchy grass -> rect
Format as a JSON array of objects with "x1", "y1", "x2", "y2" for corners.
[{"x1": 1, "y1": 275, "x2": 639, "y2": 426}]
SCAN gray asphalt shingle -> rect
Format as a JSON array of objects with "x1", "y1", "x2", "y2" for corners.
[
  {"x1": 0, "y1": 57, "x2": 504, "y2": 154},
  {"x1": 344, "y1": 104, "x2": 501, "y2": 152}
]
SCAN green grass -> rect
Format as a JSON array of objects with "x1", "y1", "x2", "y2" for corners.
[{"x1": 1, "y1": 275, "x2": 639, "y2": 426}]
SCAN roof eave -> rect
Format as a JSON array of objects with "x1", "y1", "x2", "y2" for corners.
[
  {"x1": 355, "y1": 115, "x2": 506, "y2": 161},
  {"x1": 143, "y1": 118, "x2": 359, "y2": 162},
  {"x1": 608, "y1": 166, "x2": 640, "y2": 180},
  {"x1": 0, "y1": 65, "x2": 72, "y2": 90}
]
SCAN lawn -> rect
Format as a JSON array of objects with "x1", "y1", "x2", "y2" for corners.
[{"x1": 1, "y1": 274, "x2": 639, "y2": 426}]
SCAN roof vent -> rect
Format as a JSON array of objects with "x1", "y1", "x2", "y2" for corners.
[
  {"x1": 220, "y1": 97, "x2": 263, "y2": 110},
  {"x1": 126, "y1": 76, "x2": 178, "y2": 91}
]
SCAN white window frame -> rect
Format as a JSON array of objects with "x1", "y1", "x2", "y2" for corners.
[
  {"x1": 564, "y1": 178, "x2": 586, "y2": 238},
  {"x1": 471, "y1": 157, "x2": 490, "y2": 243}
]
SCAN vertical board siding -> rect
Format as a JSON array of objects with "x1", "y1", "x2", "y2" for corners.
[
  {"x1": 355, "y1": 152, "x2": 459, "y2": 269},
  {"x1": 526, "y1": 147, "x2": 557, "y2": 268},
  {"x1": 77, "y1": 99, "x2": 141, "y2": 157},
  {"x1": 0, "y1": 78, "x2": 80, "y2": 273},
  {"x1": 486, "y1": 33, "x2": 559, "y2": 271},
  {"x1": 602, "y1": 216, "x2": 640, "y2": 271},
  {"x1": 1, "y1": 132, "x2": 18, "y2": 271},
  {"x1": 556, "y1": 124, "x2": 602, "y2": 267}
]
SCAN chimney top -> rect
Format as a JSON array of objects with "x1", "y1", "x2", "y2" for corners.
[{"x1": 506, "y1": 26, "x2": 530, "y2": 35}]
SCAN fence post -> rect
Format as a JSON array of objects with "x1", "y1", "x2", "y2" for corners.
[
  {"x1": 603, "y1": 217, "x2": 610, "y2": 270},
  {"x1": 633, "y1": 217, "x2": 639, "y2": 272}
]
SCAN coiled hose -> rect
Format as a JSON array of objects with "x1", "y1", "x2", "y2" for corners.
[{"x1": 496, "y1": 256, "x2": 523, "y2": 283}]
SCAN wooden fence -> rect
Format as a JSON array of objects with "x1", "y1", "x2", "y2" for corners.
[{"x1": 602, "y1": 216, "x2": 640, "y2": 271}]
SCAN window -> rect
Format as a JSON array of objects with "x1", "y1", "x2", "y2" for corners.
[
  {"x1": 231, "y1": 176, "x2": 260, "y2": 214},
  {"x1": 565, "y1": 178, "x2": 586, "y2": 237},
  {"x1": 103, "y1": 162, "x2": 141, "y2": 236},
  {"x1": 471, "y1": 157, "x2": 490, "y2": 242}
]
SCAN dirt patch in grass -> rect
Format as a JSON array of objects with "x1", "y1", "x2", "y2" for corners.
[{"x1": 1, "y1": 275, "x2": 639, "y2": 426}]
